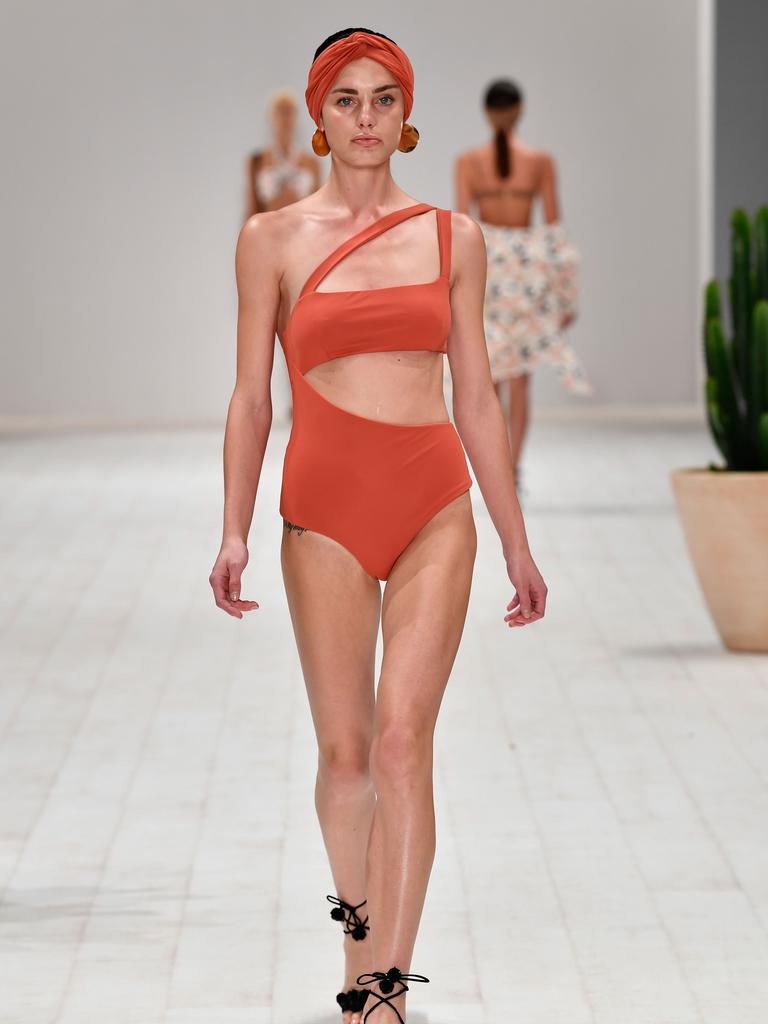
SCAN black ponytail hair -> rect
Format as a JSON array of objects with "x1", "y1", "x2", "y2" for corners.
[
  {"x1": 484, "y1": 78, "x2": 523, "y2": 180},
  {"x1": 313, "y1": 26, "x2": 397, "y2": 62}
]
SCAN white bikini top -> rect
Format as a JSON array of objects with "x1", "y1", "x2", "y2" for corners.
[{"x1": 255, "y1": 150, "x2": 314, "y2": 205}]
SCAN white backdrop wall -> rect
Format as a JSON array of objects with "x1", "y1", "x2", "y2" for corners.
[{"x1": 0, "y1": 0, "x2": 704, "y2": 424}]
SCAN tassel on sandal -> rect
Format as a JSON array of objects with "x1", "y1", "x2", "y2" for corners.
[
  {"x1": 327, "y1": 894, "x2": 371, "y2": 1017},
  {"x1": 355, "y1": 966, "x2": 430, "y2": 1023},
  {"x1": 327, "y1": 894, "x2": 370, "y2": 941}
]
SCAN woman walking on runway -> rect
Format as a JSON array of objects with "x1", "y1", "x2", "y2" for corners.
[
  {"x1": 210, "y1": 28, "x2": 547, "y2": 1024},
  {"x1": 455, "y1": 78, "x2": 591, "y2": 488}
]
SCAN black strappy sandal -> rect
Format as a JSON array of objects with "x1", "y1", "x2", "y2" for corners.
[
  {"x1": 327, "y1": 894, "x2": 371, "y2": 1016},
  {"x1": 327, "y1": 894, "x2": 370, "y2": 941},
  {"x1": 355, "y1": 966, "x2": 430, "y2": 1023}
]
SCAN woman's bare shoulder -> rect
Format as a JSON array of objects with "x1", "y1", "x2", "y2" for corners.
[
  {"x1": 237, "y1": 202, "x2": 314, "y2": 275},
  {"x1": 455, "y1": 144, "x2": 486, "y2": 168},
  {"x1": 448, "y1": 209, "x2": 483, "y2": 240},
  {"x1": 522, "y1": 142, "x2": 556, "y2": 166},
  {"x1": 237, "y1": 209, "x2": 279, "y2": 275},
  {"x1": 446, "y1": 210, "x2": 486, "y2": 277}
]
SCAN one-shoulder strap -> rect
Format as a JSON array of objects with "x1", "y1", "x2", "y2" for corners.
[
  {"x1": 436, "y1": 208, "x2": 452, "y2": 280},
  {"x1": 300, "y1": 202, "x2": 436, "y2": 297}
]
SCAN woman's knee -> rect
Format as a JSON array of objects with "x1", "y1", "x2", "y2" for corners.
[
  {"x1": 317, "y1": 737, "x2": 372, "y2": 787},
  {"x1": 370, "y1": 721, "x2": 433, "y2": 788}
]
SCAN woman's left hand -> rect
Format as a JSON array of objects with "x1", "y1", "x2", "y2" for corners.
[{"x1": 504, "y1": 550, "x2": 548, "y2": 626}]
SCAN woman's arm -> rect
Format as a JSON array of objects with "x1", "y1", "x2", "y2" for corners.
[
  {"x1": 447, "y1": 213, "x2": 547, "y2": 623},
  {"x1": 538, "y1": 152, "x2": 560, "y2": 224},
  {"x1": 210, "y1": 212, "x2": 282, "y2": 617}
]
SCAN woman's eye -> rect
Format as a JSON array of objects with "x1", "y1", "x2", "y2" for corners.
[{"x1": 336, "y1": 94, "x2": 395, "y2": 107}]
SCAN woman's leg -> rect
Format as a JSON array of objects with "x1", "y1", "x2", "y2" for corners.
[
  {"x1": 281, "y1": 525, "x2": 383, "y2": 1024},
  {"x1": 363, "y1": 492, "x2": 476, "y2": 1022},
  {"x1": 506, "y1": 372, "x2": 530, "y2": 480}
]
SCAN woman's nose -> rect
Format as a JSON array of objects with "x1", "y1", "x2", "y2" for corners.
[{"x1": 358, "y1": 103, "x2": 375, "y2": 127}]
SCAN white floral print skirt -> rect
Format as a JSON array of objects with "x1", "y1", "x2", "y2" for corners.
[{"x1": 465, "y1": 220, "x2": 592, "y2": 395}]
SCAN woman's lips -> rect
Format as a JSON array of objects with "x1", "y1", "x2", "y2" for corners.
[{"x1": 352, "y1": 137, "x2": 380, "y2": 146}]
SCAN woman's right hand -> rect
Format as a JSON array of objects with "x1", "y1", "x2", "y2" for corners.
[{"x1": 209, "y1": 538, "x2": 260, "y2": 619}]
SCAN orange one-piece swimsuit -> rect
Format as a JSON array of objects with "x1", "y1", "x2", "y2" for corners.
[{"x1": 278, "y1": 202, "x2": 473, "y2": 581}]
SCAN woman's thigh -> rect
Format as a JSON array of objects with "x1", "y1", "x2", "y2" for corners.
[
  {"x1": 376, "y1": 492, "x2": 476, "y2": 734},
  {"x1": 280, "y1": 524, "x2": 382, "y2": 754}
]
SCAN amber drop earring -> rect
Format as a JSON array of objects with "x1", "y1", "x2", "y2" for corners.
[
  {"x1": 312, "y1": 127, "x2": 330, "y2": 156},
  {"x1": 397, "y1": 123, "x2": 420, "y2": 152}
]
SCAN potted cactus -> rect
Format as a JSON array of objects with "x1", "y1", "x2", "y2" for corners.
[{"x1": 671, "y1": 205, "x2": 768, "y2": 651}]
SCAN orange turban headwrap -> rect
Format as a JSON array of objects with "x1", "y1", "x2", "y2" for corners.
[{"x1": 305, "y1": 30, "x2": 414, "y2": 127}]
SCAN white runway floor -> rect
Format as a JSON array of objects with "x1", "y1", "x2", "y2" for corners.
[{"x1": 2, "y1": 420, "x2": 768, "y2": 1024}]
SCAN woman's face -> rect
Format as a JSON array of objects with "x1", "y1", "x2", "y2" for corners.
[{"x1": 319, "y1": 57, "x2": 404, "y2": 160}]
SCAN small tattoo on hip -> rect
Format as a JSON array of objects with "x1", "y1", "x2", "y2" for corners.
[{"x1": 283, "y1": 518, "x2": 309, "y2": 535}]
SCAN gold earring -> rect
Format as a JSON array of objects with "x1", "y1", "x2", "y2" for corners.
[
  {"x1": 397, "y1": 123, "x2": 419, "y2": 153},
  {"x1": 312, "y1": 127, "x2": 330, "y2": 156}
]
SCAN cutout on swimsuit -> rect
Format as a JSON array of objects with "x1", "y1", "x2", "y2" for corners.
[{"x1": 303, "y1": 349, "x2": 448, "y2": 425}]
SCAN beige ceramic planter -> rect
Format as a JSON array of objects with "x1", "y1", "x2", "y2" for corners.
[{"x1": 670, "y1": 468, "x2": 768, "y2": 651}]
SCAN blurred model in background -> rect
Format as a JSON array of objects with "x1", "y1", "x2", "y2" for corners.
[
  {"x1": 454, "y1": 78, "x2": 591, "y2": 487},
  {"x1": 244, "y1": 88, "x2": 323, "y2": 220},
  {"x1": 244, "y1": 88, "x2": 322, "y2": 422}
]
